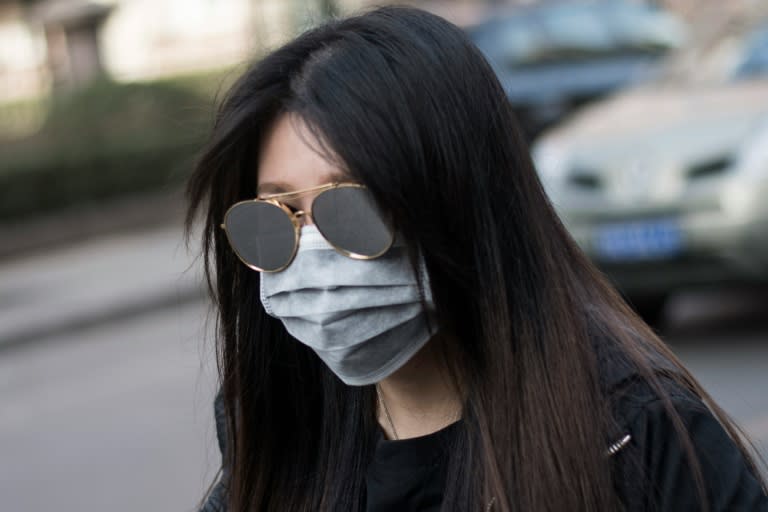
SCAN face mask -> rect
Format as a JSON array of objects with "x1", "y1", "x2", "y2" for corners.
[{"x1": 259, "y1": 225, "x2": 436, "y2": 386}]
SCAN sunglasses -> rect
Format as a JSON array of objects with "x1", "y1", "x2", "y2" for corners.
[{"x1": 221, "y1": 182, "x2": 395, "y2": 272}]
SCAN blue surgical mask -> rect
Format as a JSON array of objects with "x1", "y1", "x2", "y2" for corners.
[{"x1": 260, "y1": 225, "x2": 436, "y2": 385}]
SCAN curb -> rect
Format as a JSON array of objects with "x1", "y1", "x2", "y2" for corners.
[
  {"x1": 0, "y1": 210, "x2": 209, "y2": 351},
  {"x1": 0, "y1": 188, "x2": 186, "y2": 263},
  {"x1": 0, "y1": 283, "x2": 206, "y2": 353}
]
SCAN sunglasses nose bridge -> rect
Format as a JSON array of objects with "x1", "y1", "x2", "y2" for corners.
[{"x1": 293, "y1": 210, "x2": 314, "y2": 227}]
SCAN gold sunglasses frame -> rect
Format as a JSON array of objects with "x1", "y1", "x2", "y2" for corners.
[{"x1": 220, "y1": 182, "x2": 395, "y2": 273}]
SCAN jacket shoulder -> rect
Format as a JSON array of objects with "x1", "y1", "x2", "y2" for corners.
[
  {"x1": 199, "y1": 390, "x2": 229, "y2": 512},
  {"x1": 609, "y1": 376, "x2": 768, "y2": 511}
]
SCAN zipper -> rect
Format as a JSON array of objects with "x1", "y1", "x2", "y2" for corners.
[
  {"x1": 606, "y1": 434, "x2": 632, "y2": 456},
  {"x1": 484, "y1": 434, "x2": 633, "y2": 511}
]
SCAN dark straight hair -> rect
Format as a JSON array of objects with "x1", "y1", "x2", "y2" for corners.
[{"x1": 187, "y1": 6, "x2": 765, "y2": 511}]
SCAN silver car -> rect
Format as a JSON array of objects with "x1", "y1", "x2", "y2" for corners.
[{"x1": 533, "y1": 16, "x2": 768, "y2": 320}]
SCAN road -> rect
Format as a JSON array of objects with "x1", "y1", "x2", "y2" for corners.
[
  {"x1": 0, "y1": 292, "x2": 766, "y2": 512},
  {"x1": 664, "y1": 290, "x2": 768, "y2": 458},
  {"x1": 0, "y1": 301, "x2": 219, "y2": 512}
]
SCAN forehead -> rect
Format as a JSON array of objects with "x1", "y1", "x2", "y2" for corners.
[{"x1": 257, "y1": 113, "x2": 346, "y2": 194}]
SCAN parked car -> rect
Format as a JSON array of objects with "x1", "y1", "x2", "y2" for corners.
[
  {"x1": 533, "y1": 16, "x2": 768, "y2": 321},
  {"x1": 467, "y1": 0, "x2": 685, "y2": 140}
]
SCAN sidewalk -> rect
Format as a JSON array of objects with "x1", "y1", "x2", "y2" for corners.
[{"x1": 0, "y1": 223, "x2": 206, "y2": 349}]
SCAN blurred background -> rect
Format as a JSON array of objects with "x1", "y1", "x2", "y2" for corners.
[{"x1": 0, "y1": 0, "x2": 766, "y2": 510}]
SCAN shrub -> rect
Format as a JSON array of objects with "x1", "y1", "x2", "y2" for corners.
[{"x1": 0, "y1": 76, "x2": 217, "y2": 221}]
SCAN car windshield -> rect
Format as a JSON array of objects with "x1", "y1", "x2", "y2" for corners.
[
  {"x1": 654, "y1": 20, "x2": 768, "y2": 85},
  {"x1": 468, "y1": 1, "x2": 684, "y2": 69}
]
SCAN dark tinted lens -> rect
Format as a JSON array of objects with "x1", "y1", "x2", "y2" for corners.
[
  {"x1": 312, "y1": 186, "x2": 393, "y2": 257},
  {"x1": 224, "y1": 201, "x2": 296, "y2": 271}
]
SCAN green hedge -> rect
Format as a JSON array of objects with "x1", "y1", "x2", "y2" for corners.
[{"x1": 0, "y1": 76, "x2": 220, "y2": 221}]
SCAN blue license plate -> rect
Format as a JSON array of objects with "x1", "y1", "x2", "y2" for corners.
[{"x1": 593, "y1": 218, "x2": 683, "y2": 262}]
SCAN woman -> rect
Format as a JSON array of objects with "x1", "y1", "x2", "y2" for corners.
[{"x1": 188, "y1": 6, "x2": 768, "y2": 511}]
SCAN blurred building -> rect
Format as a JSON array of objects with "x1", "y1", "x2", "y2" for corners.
[
  {"x1": 0, "y1": 0, "x2": 764, "y2": 104},
  {"x1": 0, "y1": 0, "x2": 517, "y2": 103},
  {"x1": 0, "y1": 1, "x2": 48, "y2": 101},
  {"x1": 0, "y1": 0, "x2": 354, "y2": 101}
]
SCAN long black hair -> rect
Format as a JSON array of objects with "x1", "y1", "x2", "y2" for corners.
[{"x1": 187, "y1": 6, "x2": 764, "y2": 511}]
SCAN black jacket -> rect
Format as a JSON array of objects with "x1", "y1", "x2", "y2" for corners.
[{"x1": 200, "y1": 356, "x2": 768, "y2": 511}]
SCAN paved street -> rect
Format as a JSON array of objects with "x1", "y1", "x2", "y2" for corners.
[
  {"x1": 0, "y1": 300, "x2": 220, "y2": 512},
  {"x1": 665, "y1": 291, "x2": 768, "y2": 458},
  {"x1": 0, "y1": 225, "x2": 202, "y2": 348},
  {"x1": 0, "y1": 225, "x2": 766, "y2": 511}
]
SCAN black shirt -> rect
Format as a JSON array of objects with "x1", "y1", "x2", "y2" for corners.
[
  {"x1": 365, "y1": 421, "x2": 461, "y2": 512},
  {"x1": 200, "y1": 357, "x2": 768, "y2": 512}
]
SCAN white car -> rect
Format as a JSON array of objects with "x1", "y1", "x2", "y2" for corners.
[{"x1": 533, "y1": 16, "x2": 768, "y2": 321}]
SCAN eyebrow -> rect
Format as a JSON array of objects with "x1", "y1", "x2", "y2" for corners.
[
  {"x1": 256, "y1": 172, "x2": 351, "y2": 196},
  {"x1": 256, "y1": 182, "x2": 291, "y2": 195}
]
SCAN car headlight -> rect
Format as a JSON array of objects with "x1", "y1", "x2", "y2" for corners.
[
  {"x1": 720, "y1": 120, "x2": 768, "y2": 220},
  {"x1": 532, "y1": 142, "x2": 570, "y2": 192},
  {"x1": 736, "y1": 120, "x2": 768, "y2": 178}
]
